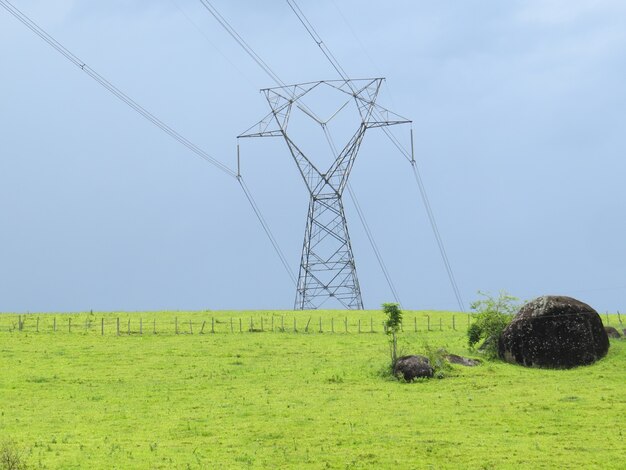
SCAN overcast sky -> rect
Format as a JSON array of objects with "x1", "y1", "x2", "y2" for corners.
[{"x1": 1, "y1": 0, "x2": 626, "y2": 313}]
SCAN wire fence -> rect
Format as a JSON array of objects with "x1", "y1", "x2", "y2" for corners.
[
  {"x1": 0, "y1": 313, "x2": 473, "y2": 336},
  {"x1": 1, "y1": 311, "x2": 623, "y2": 337}
]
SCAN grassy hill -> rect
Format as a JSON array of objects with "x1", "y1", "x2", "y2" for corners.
[{"x1": 1, "y1": 310, "x2": 624, "y2": 469}]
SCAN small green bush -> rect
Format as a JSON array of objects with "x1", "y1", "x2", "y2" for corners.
[
  {"x1": 422, "y1": 343, "x2": 453, "y2": 379},
  {"x1": 1, "y1": 439, "x2": 28, "y2": 470},
  {"x1": 382, "y1": 303, "x2": 402, "y2": 366},
  {"x1": 467, "y1": 291, "x2": 519, "y2": 359}
]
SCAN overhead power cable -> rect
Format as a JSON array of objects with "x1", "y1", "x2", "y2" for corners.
[
  {"x1": 197, "y1": 0, "x2": 402, "y2": 304},
  {"x1": 0, "y1": 0, "x2": 297, "y2": 286},
  {"x1": 347, "y1": 183, "x2": 402, "y2": 305},
  {"x1": 198, "y1": 0, "x2": 285, "y2": 88},
  {"x1": 410, "y1": 155, "x2": 465, "y2": 312},
  {"x1": 238, "y1": 177, "x2": 297, "y2": 284},
  {"x1": 0, "y1": 0, "x2": 237, "y2": 179},
  {"x1": 286, "y1": 0, "x2": 466, "y2": 311},
  {"x1": 168, "y1": 0, "x2": 254, "y2": 88},
  {"x1": 286, "y1": 0, "x2": 411, "y2": 165},
  {"x1": 286, "y1": 0, "x2": 350, "y2": 82},
  {"x1": 322, "y1": 119, "x2": 402, "y2": 305}
]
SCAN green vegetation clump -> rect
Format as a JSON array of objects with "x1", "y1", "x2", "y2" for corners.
[
  {"x1": 382, "y1": 302, "x2": 402, "y2": 366},
  {"x1": 1, "y1": 439, "x2": 28, "y2": 470},
  {"x1": 421, "y1": 343, "x2": 453, "y2": 379},
  {"x1": 468, "y1": 291, "x2": 519, "y2": 359}
]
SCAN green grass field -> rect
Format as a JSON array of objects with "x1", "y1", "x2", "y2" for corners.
[{"x1": 1, "y1": 310, "x2": 624, "y2": 469}]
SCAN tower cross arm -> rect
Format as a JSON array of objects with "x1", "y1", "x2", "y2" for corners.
[
  {"x1": 361, "y1": 102, "x2": 412, "y2": 129},
  {"x1": 365, "y1": 119, "x2": 412, "y2": 129},
  {"x1": 238, "y1": 130, "x2": 284, "y2": 138},
  {"x1": 238, "y1": 111, "x2": 285, "y2": 139}
]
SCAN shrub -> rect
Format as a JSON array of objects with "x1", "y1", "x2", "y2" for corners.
[
  {"x1": 467, "y1": 291, "x2": 519, "y2": 359},
  {"x1": 422, "y1": 343, "x2": 453, "y2": 379},
  {"x1": 1, "y1": 439, "x2": 28, "y2": 470},
  {"x1": 382, "y1": 303, "x2": 402, "y2": 366}
]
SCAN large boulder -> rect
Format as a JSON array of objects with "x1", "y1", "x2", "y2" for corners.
[
  {"x1": 498, "y1": 295, "x2": 609, "y2": 368},
  {"x1": 393, "y1": 355, "x2": 433, "y2": 381}
]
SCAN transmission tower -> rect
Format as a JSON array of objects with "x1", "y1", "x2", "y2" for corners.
[{"x1": 239, "y1": 78, "x2": 410, "y2": 309}]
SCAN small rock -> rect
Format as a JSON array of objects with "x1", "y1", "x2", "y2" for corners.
[
  {"x1": 604, "y1": 326, "x2": 621, "y2": 338},
  {"x1": 393, "y1": 355, "x2": 433, "y2": 381},
  {"x1": 445, "y1": 354, "x2": 481, "y2": 367}
]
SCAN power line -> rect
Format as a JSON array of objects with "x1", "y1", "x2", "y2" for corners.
[
  {"x1": 198, "y1": 0, "x2": 285, "y2": 88},
  {"x1": 168, "y1": 0, "x2": 255, "y2": 88},
  {"x1": 328, "y1": 0, "x2": 399, "y2": 110},
  {"x1": 286, "y1": 0, "x2": 466, "y2": 311},
  {"x1": 286, "y1": 0, "x2": 350, "y2": 81},
  {"x1": 0, "y1": 0, "x2": 297, "y2": 287},
  {"x1": 347, "y1": 183, "x2": 402, "y2": 305},
  {"x1": 238, "y1": 176, "x2": 297, "y2": 285},
  {"x1": 410, "y1": 158, "x2": 465, "y2": 312},
  {"x1": 198, "y1": 0, "x2": 405, "y2": 307},
  {"x1": 322, "y1": 115, "x2": 403, "y2": 306},
  {"x1": 0, "y1": 0, "x2": 237, "y2": 179},
  {"x1": 283, "y1": 0, "x2": 405, "y2": 306}
]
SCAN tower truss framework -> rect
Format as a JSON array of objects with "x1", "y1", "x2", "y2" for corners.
[{"x1": 239, "y1": 78, "x2": 410, "y2": 309}]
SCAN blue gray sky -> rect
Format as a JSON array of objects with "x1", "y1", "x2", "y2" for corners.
[{"x1": 1, "y1": 0, "x2": 626, "y2": 312}]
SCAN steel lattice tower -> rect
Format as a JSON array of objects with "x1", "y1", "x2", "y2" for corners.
[{"x1": 239, "y1": 78, "x2": 409, "y2": 309}]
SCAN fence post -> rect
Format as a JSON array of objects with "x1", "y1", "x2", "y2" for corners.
[
  {"x1": 175, "y1": 317, "x2": 179, "y2": 335},
  {"x1": 427, "y1": 315, "x2": 431, "y2": 331},
  {"x1": 69, "y1": 317, "x2": 72, "y2": 333},
  {"x1": 200, "y1": 321, "x2": 206, "y2": 334},
  {"x1": 140, "y1": 318, "x2": 143, "y2": 335},
  {"x1": 345, "y1": 317, "x2": 348, "y2": 333},
  {"x1": 618, "y1": 310, "x2": 623, "y2": 325},
  {"x1": 261, "y1": 317, "x2": 264, "y2": 332},
  {"x1": 239, "y1": 318, "x2": 242, "y2": 333},
  {"x1": 36, "y1": 317, "x2": 39, "y2": 333},
  {"x1": 271, "y1": 316, "x2": 274, "y2": 332},
  {"x1": 281, "y1": 316, "x2": 284, "y2": 332},
  {"x1": 128, "y1": 319, "x2": 131, "y2": 335},
  {"x1": 117, "y1": 317, "x2": 120, "y2": 336},
  {"x1": 293, "y1": 317, "x2": 297, "y2": 333},
  {"x1": 305, "y1": 317, "x2": 311, "y2": 333},
  {"x1": 414, "y1": 317, "x2": 417, "y2": 332},
  {"x1": 331, "y1": 318, "x2": 334, "y2": 333},
  {"x1": 358, "y1": 319, "x2": 361, "y2": 333},
  {"x1": 101, "y1": 318, "x2": 104, "y2": 336},
  {"x1": 212, "y1": 317, "x2": 215, "y2": 334},
  {"x1": 250, "y1": 317, "x2": 253, "y2": 331},
  {"x1": 370, "y1": 317, "x2": 373, "y2": 333},
  {"x1": 230, "y1": 317, "x2": 233, "y2": 333},
  {"x1": 153, "y1": 318, "x2": 156, "y2": 335},
  {"x1": 439, "y1": 318, "x2": 442, "y2": 331},
  {"x1": 453, "y1": 315, "x2": 456, "y2": 331},
  {"x1": 189, "y1": 319, "x2": 193, "y2": 335},
  {"x1": 319, "y1": 317, "x2": 323, "y2": 333},
  {"x1": 605, "y1": 312, "x2": 610, "y2": 325},
  {"x1": 53, "y1": 317, "x2": 56, "y2": 332}
]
